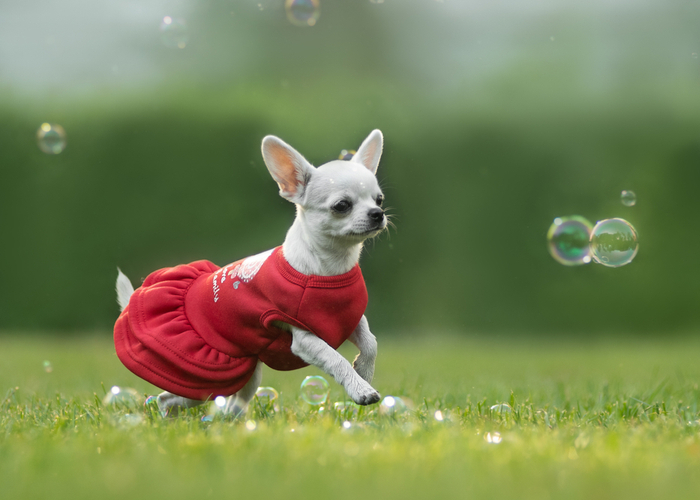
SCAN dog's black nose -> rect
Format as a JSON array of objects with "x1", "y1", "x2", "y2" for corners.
[{"x1": 368, "y1": 207, "x2": 384, "y2": 222}]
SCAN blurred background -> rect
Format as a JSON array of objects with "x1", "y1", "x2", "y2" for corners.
[{"x1": 1, "y1": 0, "x2": 699, "y2": 336}]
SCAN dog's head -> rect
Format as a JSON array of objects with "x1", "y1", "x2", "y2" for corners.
[{"x1": 261, "y1": 130, "x2": 386, "y2": 244}]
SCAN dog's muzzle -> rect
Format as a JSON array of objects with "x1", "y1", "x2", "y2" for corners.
[{"x1": 368, "y1": 208, "x2": 385, "y2": 227}]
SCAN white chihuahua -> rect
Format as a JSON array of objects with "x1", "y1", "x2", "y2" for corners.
[{"x1": 115, "y1": 130, "x2": 386, "y2": 416}]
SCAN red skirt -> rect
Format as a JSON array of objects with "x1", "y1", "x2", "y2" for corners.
[{"x1": 113, "y1": 261, "x2": 258, "y2": 400}]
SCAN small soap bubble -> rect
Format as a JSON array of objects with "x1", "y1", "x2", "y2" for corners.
[
  {"x1": 102, "y1": 386, "x2": 142, "y2": 410},
  {"x1": 245, "y1": 420, "x2": 257, "y2": 430},
  {"x1": 339, "y1": 149, "x2": 356, "y2": 161},
  {"x1": 547, "y1": 216, "x2": 593, "y2": 266},
  {"x1": 300, "y1": 375, "x2": 330, "y2": 405},
  {"x1": 144, "y1": 395, "x2": 159, "y2": 411},
  {"x1": 333, "y1": 401, "x2": 360, "y2": 418},
  {"x1": 160, "y1": 16, "x2": 189, "y2": 49},
  {"x1": 144, "y1": 395, "x2": 168, "y2": 418},
  {"x1": 36, "y1": 123, "x2": 67, "y2": 154},
  {"x1": 590, "y1": 218, "x2": 639, "y2": 268},
  {"x1": 114, "y1": 413, "x2": 144, "y2": 428},
  {"x1": 379, "y1": 395, "x2": 408, "y2": 415},
  {"x1": 43, "y1": 360, "x2": 53, "y2": 373},
  {"x1": 103, "y1": 386, "x2": 144, "y2": 427},
  {"x1": 434, "y1": 410, "x2": 444, "y2": 421},
  {"x1": 254, "y1": 386, "x2": 280, "y2": 412},
  {"x1": 490, "y1": 403, "x2": 512, "y2": 414},
  {"x1": 342, "y1": 420, "x2": 352, "y2": 430},
  {"x1": 621, "y1": 190, "x2": 637, "y2": 207},
  {"x1": 203, "y1": 396, "x2": 228, "y2": 421},
  {"x1": 485, "y1": 431, "x2": 502, "y2": 444},
  {"x1": 285, "y1": 0, "x2": 320, "y2": 27}
]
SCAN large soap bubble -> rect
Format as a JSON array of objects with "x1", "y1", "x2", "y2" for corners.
[
  {"x1": 590, "y1": 218, "x2": 639, "y2": 267},
  {"x1": 547, "y1": 216, "x2": 593, "y2": 266}
]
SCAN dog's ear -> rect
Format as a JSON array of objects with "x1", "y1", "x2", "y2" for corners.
[
  {"x1": 352, "y1": 129, "x2": 383, "y2": 175},
  {"x1": 261, "y1": 135, "x2": 315, "y2": 203}
]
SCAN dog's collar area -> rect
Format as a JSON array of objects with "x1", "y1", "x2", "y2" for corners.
[{"x1": 275, "y1": 247, "x2": 363, "y2": 289}]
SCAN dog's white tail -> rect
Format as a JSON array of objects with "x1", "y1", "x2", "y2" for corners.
[{"x1": 116, "y1": 268, "x2": 135, "y2": 312}]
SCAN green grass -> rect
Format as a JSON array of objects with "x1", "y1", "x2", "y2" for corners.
[{"x1": 2, "y1": 333, "x2": 700, "y2": 500}]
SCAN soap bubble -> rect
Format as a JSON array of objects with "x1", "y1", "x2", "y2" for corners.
[
  {"x1": 103, "y1": 386, "x2": 144, "y2": 427},
  {"x1": 621, "y1": 190, "x2": 637, "y2": 207},
  {"x1": 285, "y1": 0, "x2": 320, "y2": 27},
  {"x1": 300, "y1": 375, "x2": 330, "y2": 405},
  {"x1": 485, "y1": 431, "x2": 502, "y2": 444},
  {"x1": 201, "y1": 396, "x2": 229, "y2": 421},
  {"x1": 102, "y1": 386, "x2": 142, "y2": 410},
  {"x1": 144, "y1": 395, "x2": 161, "y2": 413},
  {"x1": 490, "y1": 403, "x2": 512, "y2": 414},
  {"x1": 36, "y1": 123, "x2": 67, "y2": 154},
  {"x1": 160, "y1": 16, "x2": 189, "y2": 49},
  {"x1": 547, "y1": 216, "x2": 593, "y2": 266},
  {"x1": 590, "y1": 218, "x2": 639, "y2": 268},
  {"x1": 43, "y1": 360, "x2": 53, "y2": 373},
  {"x1": 254, "y1": 386, "x2": 280, "y2": 412},
  {"x1": 379, "y1": 395, "x2": 408, "y2": 415},
  {"x1": 333, "y1": 401, "x2": 360, "y2": 418},
  {"x1": 245, "y1": 420, "x2": 257, "y2": 430},
  {"x1": 144, "y1": 395, "x2": 170, "y2": 418},
  {"x1": 112, "y1": 413, "x2": 144, "y2": 428},
  {"x1": 339, "y1": 149, "x2": 356, "y2": 161},
  {"x1": 434, "y1": 410, "x2": 445, "y2": 421}
]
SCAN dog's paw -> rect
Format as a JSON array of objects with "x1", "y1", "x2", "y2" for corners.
[
  {"x1": 347, "y1": 379, "x2": 381, "y2": 406},
  {"x1": 354, "y1": 390, "x2": 381, "y2": 406}
]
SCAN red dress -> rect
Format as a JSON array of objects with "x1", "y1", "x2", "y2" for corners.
[{"x1": 114, "y1": 247, "x2": 368, "y2": 400}]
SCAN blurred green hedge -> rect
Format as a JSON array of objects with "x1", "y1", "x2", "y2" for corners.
[{"x1": 2, "y1": 73, "x2": 700, "y2": 335}]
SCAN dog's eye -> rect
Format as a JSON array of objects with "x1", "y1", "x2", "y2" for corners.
[
  {"x1": 332, "y1": 200, "x2": 352, "y2": 213},
  {"x1": 376, "y1": 195, "x2": 384, "y2": 207}
]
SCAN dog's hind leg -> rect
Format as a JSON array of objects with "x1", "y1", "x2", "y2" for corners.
[
  {"x1": 155, "y1": 362, "x2": 262, "y2": 418},
  {"x1": 223, "y1": 360, "x2": 262, "y2": 417},
  {"x1": 156, "y1": 392, "x2": 205, "y2": 416}
]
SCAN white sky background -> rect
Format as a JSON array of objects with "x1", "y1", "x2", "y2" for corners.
[
  {"x1": 0, "y1": 0, "x2": 697, "y2": 97},
  {"x1": 0, "y1": 0, "x2": 196, "y2": 93}
]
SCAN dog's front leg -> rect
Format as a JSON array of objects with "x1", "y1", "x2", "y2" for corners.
[
  {"x1": 348, "y1": 315, "x2": 377, "y2": 384},
  {"x1": 290, "y1": 326, "x2": 380, "y2": 405}
]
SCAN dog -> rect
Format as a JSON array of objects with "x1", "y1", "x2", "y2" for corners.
[{"x1": 114, "y1": 130, "x2": 386, "y2": 416}]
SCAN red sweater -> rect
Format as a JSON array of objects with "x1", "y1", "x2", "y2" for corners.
[{"x1": 114, "y1": 247, "x2": 368, "y2": 400}]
